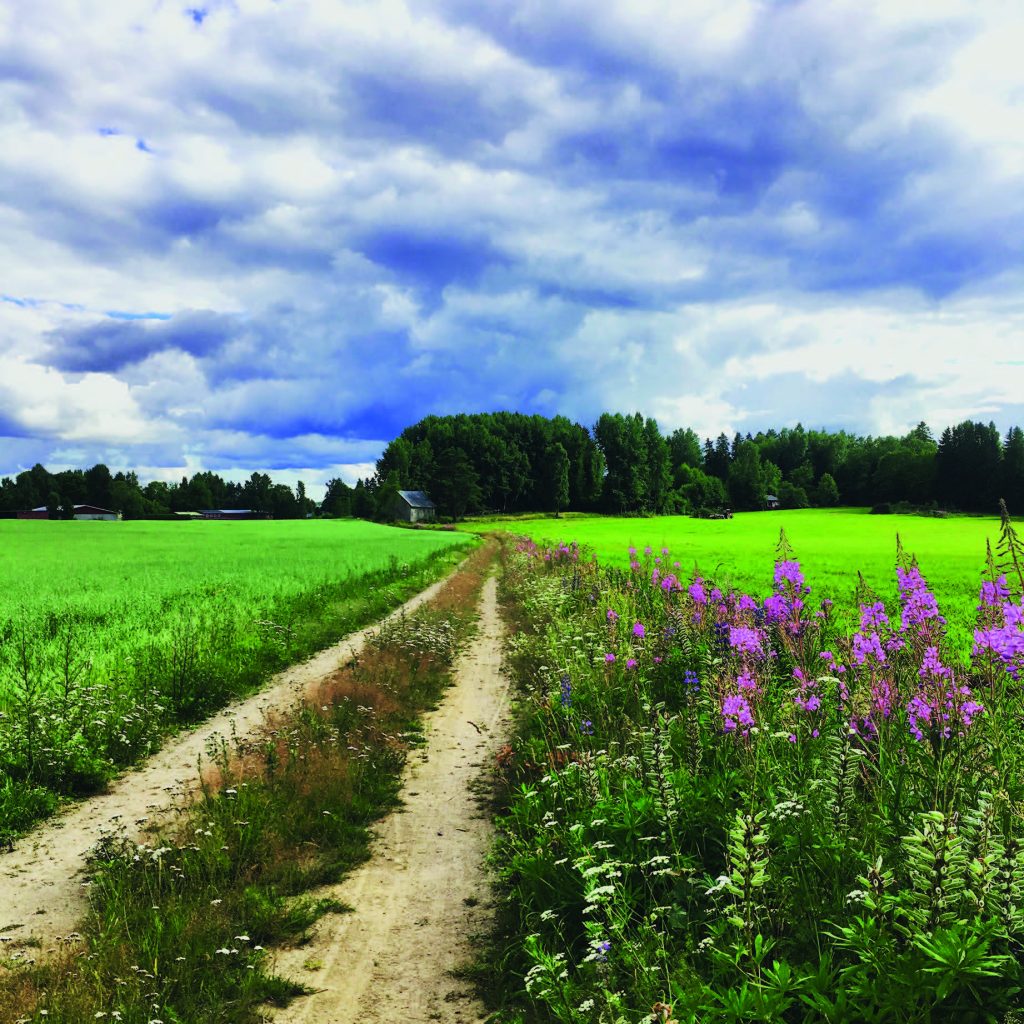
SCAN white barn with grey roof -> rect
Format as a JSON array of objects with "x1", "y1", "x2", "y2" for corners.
[{"x1": 391, "y1": 490, "x2": 437, "y2": 523}]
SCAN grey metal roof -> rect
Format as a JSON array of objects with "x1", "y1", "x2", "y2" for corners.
[{"x1": 397, "y1": 490, "x2": 435, "y2": 509}]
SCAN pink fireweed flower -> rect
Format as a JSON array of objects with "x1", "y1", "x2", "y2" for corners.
[
  {"x1": 852, "y1": 632, "x2": 886, "y2": 667},
  {"x1": 897, "y1": 566, "x2": 945, "y2": 635},
  {"x1": 909, "y1": 646, "x2": 984, "y2": 741},
  {"x1": 737, "y1": 594, "x2": 759, "y2": 613},
  {"x1": 644, "y1": 545, "x2": 652, "y2": 556},
  {"x1": 871, "y1": 678, "x2": 894, "y2": 719},
  {"x1": 919, "y1": 645, "x2": 951, "y2": 682},
  {"x1": 729, "y1": 626, "x2": 766, "y2": 660},
  {"x1": 763, "y1": 593, "x2": 788, "y2": 624},
  {"x1": 626, "y1": 658, "x2": 638, "y2": 670},
  {"x1": 907, "y1": 691, "x2": 935, "y2": 742},
  {"x1": 628, "y1": 546, "x2": 637, "y2": 557},
  {"x1": 860, "y1": 601, "x2": 890, "y2": 631},
  {"x1": 774, "y1": 560, "x2": 806, "y2": 593},
  {"x1": 722, "y1": 694, "x2": 755, "y2": 736},
  {"x1": 606, "y1": 608, "x2": 619, "y2": 623},
  {"x1": 632, "y1": 622, "x2": 646, "y2": 639},
  {"x1": 662, "y1": 547, "x2": 670, "y2": 555},
  {"x1": 604, "y1": 652, "x2": 616, "y2": 664},
  {"x1": 979, "y1": 575, "x2": 1011, "y2": 609},
  {"x1": 974, "y1": 623, "x2": 1024, "y2": 678},
  {"x1": 689, "y1": 579, "x2": 707, "y2": 605},
  {"x1": 792, "y1": 668, "x2": 821, "y2": 713},
  {"x1": 973, "y1": 597, "x2": 1024, "y2": 680},
  {"x1": 737, "y1": 670, "x2": 758, "y2": 692},
  {"x1": 819, "y1": 650, "x2": 846, "y2": 674}
]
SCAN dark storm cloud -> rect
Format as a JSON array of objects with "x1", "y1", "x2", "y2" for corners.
[{"x1": 47, "y1": 311, "x2": 236, "y2": 373}]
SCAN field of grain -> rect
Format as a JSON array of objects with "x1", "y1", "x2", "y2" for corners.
[{"x1": 0, "y1": 519, "x2": 472, "y2": 839}]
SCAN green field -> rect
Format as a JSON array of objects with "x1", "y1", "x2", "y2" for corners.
[
  {"x1": 465, "y1": 508, "x2": 1002, "y2": 650},
  {"x1": 0, "y1": 518, "x2": 468, "y2": 623},
  {"x1": 0, "y1": 519, "x2": 472, "y2": 838}
]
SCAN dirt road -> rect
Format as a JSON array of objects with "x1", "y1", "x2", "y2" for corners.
[
  {"x1": 0, "y1": 567, "x2": 464, "y2": 950},
  {"x1": 271, "y1": 573, "x2": 509, "y2": 1024}
]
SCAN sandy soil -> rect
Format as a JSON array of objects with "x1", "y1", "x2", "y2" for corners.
[
  {"x1": 0, "y1": 567, "x2": 463, "y2": 951},
  {"x1": 270, "y1": 573, "x2": 509, "y2": 1024}
]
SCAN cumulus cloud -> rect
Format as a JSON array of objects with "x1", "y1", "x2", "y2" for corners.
[{"x1": 0, "y1": 0, "x2": 1022, "y2": 483}]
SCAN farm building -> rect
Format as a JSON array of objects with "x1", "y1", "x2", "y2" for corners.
[
  {"x1": 390, "y1": 490, "x2": 437, "y2": 523},
  {"x1": 72, "y1": 504, "x2": 120, "y2": 520},
  {"x1": 17, "y1": 504, "x2": 120, "y2": 520},
  {"x1": 765, "y1": 494, "x2": 780, "y2": 510},
  {"x1": 198, "y1": 509, "x2": 272, "y2": 520}
]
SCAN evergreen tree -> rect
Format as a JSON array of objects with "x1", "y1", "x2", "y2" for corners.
[
  {"x1": 1003, "y1": 427, "x2": 1024, "y2": 515},
  {"x1": 543, "y1": 443, "x2": 570, "y2": 516},
  {"x1": 815, "y1": 472, "x2": 840, "y2": 507},
  {"x1": 728, "y1": 441, "x2": 766, "y2": 511},
  {"x1": 668, "y1": 428, "x2": 703, "y2": 478},
  {"x1": 374, "y1": 470, "x2": 402, "y2": 521},
  {"x1": 322, "y1": 478, "x2": 353, "y2": 517},
  {"x1": 433, "y1": 447, "x2": 482, "y2": 520}
]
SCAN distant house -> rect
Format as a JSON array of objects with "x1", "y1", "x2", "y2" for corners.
[
  {"x1": 391, "y1": 490, "x2": 437, "y2": 523},
  {"x1": 765, "y1": 494, "x2": 780, "y2": 510},
  {"x1": 199, "y1": 509, "x2": 271, "y2": 520},
  {"x1": 17, "y1": 504, "x2": 120, "y2": 520}
]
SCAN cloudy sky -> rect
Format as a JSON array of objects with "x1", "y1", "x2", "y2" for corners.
[{"x1": 2, "y1": 0, "x2": 1024, "y2": 494}]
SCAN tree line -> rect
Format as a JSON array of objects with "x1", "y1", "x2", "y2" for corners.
[
  {"x1": 4, "y1": 413, "x2": 1024, "y2": 520},
  {"x1": 0, "y1": 464, "x2": 318, "y2": 519},
  {"x1": 363, "y1": 412, "x2": 1024, "y2": 518}
]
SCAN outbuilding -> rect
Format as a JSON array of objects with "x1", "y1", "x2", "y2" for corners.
[
  {"x1": 391, "y1": 490, "x2": 437, "y2": 523},
  {"x1": 765, "y1": 494, "x2": 781, "y2": 510},
  {"x1": 199, "y1": 509, "x2": 271, "y2": 520},
  {"x1": 72, "y1": 504, "x2": 120, "y2": 521},
  {"x1": 16, "y1": 504, "x2": 121, "y2": 520}
]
